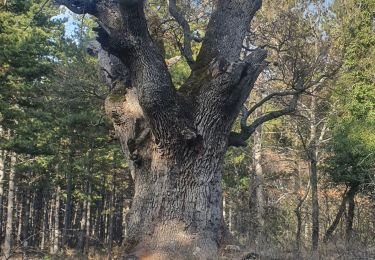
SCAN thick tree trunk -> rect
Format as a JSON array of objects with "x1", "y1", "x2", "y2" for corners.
[
  {"x1": 4, "y1": 153, "x2": 16, "y2": 259},
  {"x1": 59, "y1": 1, "x2": 267, "y2": 258},
  {"x1": 106, "y1": 93, "x2": 227, "y2": 259},
  {"x1": 102, "y1": 67, "x2": 231, "y2": 258},
  {"x1": 99, "y1": 39, "x2": 264, "y2": 259}
]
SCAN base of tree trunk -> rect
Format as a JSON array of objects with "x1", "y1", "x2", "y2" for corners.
[{"x1": 123, "y1": 220, "x2": 220, "y2": 259}]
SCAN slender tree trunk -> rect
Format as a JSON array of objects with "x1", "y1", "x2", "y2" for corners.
[
  {"x1": 78, "y1": 198, "x2": 87, "y2": 252},
  {"x1": 31, "y1": 188, "x2": 43, "y2": 247},
  {"x1": 309, "y1": 95, "x2": 319, "y2": 260},
  {"x1": 323, "y1": 187, "x2": 354, "y2": 243},
  {"x1": 72, "y1": 204, "x2": 79, "y2": 241},
  {"x1": 122, "y1": 199, "x2": 131, "y2": 244},
  {"x1": 51, "y1": 186, "x2": 61, "y2": 254},
  {"x1": 85, "y1": 184, "x2": 91, "y2": 255},
  {"x1": 249, "y1": 104, "x2": 265, "y2": 250},
  {"x1": 99, "y1": 175, "x2": 106, "y2": 244},
  {"x1": 17, "y1": 192, "x2": 23, "y2": 247},
  {"x1": 228, "y1": 198, "x2": 233, "y2": 234},
  {"x1": 41, "y1": 195, "x2": 49, "y2": 251},
  {"x1": 28, "y1": 193, "x2": 35, "y2": 247},
  {"x1": 294, "y1": 163, "x2": 309, "y2": 259},
  {"x1": 78, "y1": 181, "x2": 89, "y2": 253},
  {"x1": 107, "y1": 173, "x2": 116, "y2": 260},
  {"x1": 295, "y1": 205, "x2": 302, "y2": 259},
  {"x1": 62, "y1": 164, "x2": 73, "y2": 247},
  {"x1": 4, "y1": 153, "x2": 16, "y2": 259},
  {"x1": 310, "y1": 147, "x2": 319, "y2": 259},
  {"x1": 113, "y1": 192, "x2": 122, "y2": 243},
  {"x1": 48, "y1": 196, "x2": 54, "y2": 248},
  {"x1": 0, "y1": 149, "x2": 6, "y2": 244},
  {"x1": 21, "y1": 189, "x2": 30, "y2": 259},
  {"x1": 323, "y1": 191, "x2": 330, "y2": 233},
  {"x1": 346, "y1": 190, "x2": 356, "y2": 242},
  {"x1": 223, "y1": 194, "x2": 227, "y2": 227}
]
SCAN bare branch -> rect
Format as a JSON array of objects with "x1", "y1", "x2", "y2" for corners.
[
  {"x1": 244, "y1": 94, "x2": 298, "y2": 137},
  {"x1": 229, "y1": 94, "x2": 299, "y2": 147},
  {"x1": 244, "y1": 89, "x2": 303, "y2": 120},
  {"x1": 168, "y1": 0, "x2": 194, "y2": 67}
]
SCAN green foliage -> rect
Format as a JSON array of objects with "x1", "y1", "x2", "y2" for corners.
[
  {"x1": 325, "y1": 0, "x2": 375, "y2": 192},
  {"x1": 0, "y1": 1, "x2": 128, "y2": 224}
]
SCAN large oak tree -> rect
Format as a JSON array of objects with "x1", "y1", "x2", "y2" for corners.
[{"x1": 56, "y1": 0, "x2": 305, "y2": 259}]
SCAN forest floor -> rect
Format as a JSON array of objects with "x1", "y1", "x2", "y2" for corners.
[{"x1": 5, "y1": 240, "x2": 375, "y2": 260}]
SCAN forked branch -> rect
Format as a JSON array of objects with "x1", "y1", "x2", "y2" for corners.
[
  {"x1": 195, "y1": 0, "x2": 262, "y2": 69},
  {"x1": 229, "y1": 90, "x2": 302, "y2": 147}
]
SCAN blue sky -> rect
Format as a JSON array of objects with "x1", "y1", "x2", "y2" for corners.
[
  {"x1": 53, "y1": 7, "x2": 79, "y2": 38},
  {"x1": 55, "y1": 0, "x2": 335, "y2": 38}
]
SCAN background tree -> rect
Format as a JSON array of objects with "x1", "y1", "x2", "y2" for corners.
[{"x1": 323, "y1": 0, "x2": 375, "y2": 244}]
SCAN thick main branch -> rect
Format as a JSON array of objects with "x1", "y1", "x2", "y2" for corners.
[{"x1": 194, "y1": 0, "x2": 261, "y2": 68}]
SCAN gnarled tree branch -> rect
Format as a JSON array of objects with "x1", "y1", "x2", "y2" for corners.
[{"x1": 57, "y1": 0, "x2": 198, "y2": 149}]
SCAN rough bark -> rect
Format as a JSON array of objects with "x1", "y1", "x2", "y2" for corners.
[
  {"x1": 4, "y1": 153, "x2": 16, "y2": 259},
  {"x1": 57, "y1": 1, "x2": 267, "y2": 258}
]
